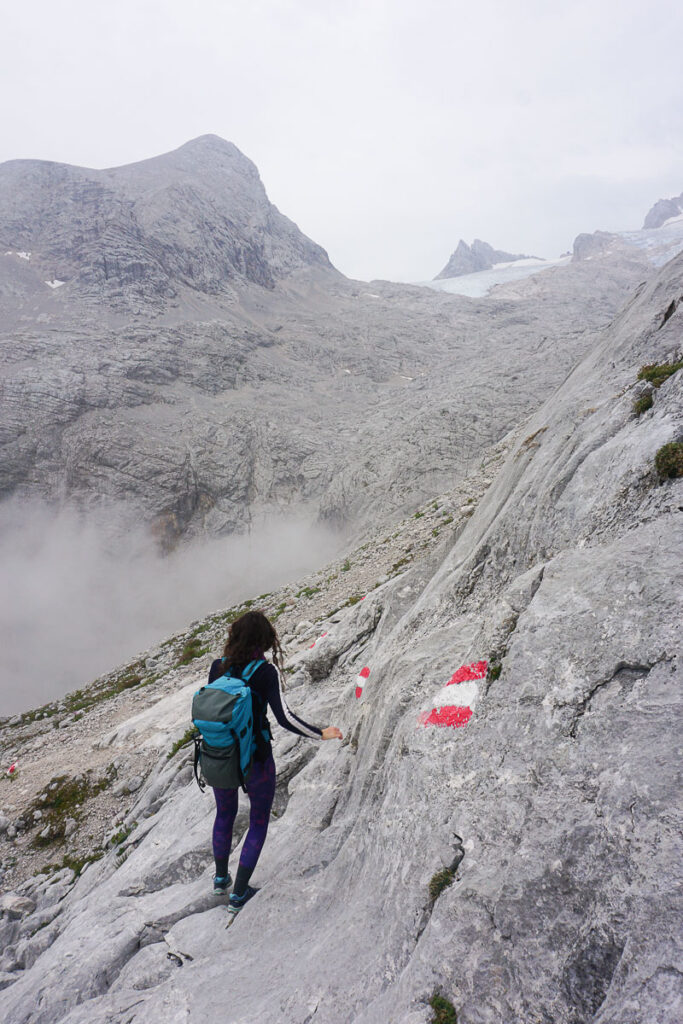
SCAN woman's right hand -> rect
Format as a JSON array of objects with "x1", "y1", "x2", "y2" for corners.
[{"x1": 321, "y1": 726, "x2": 343, "y2": 740}]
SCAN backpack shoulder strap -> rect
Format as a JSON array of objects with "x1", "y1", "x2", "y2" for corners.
[{"x1": 241, "y1": 659, "x2": 265, "y2": 682}]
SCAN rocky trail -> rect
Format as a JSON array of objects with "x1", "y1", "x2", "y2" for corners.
[{"x1": 0, "y1": 428, "x2": 512, "y2": 894}]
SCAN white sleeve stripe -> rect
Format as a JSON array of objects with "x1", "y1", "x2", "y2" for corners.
[{"x1": 278, "y1": 671, "x2": 321, "y2": 739}]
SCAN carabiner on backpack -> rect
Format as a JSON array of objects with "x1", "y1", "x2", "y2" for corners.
[{"x1": 193, "y1": 734, "x2": 206, "y2": 793}]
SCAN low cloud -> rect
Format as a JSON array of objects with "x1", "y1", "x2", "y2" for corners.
[{"x1": 0, "y1": 500, "x2": 342, "y2": 715}]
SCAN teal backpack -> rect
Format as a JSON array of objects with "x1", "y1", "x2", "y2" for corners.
[{"x1": 191, "y1": 659, "x2": 265, "y2": 791}]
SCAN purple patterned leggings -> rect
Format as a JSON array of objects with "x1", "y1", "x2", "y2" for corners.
[{"x1": 212, "y1": 754, "x2": 276, "y2": 870}]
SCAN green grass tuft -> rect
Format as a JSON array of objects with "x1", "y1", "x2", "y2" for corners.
[
  {"x1": 114, "y1": 849, "x2": 131, "y2": 870},
  {"x1": 637, "y1": 360, "x2": 683, "y2": 389},
  {"x1": 17, "y1": 659, "x2": 155, "y2": 724},
  {"x1": 115, "y1": 671, "x2": 143, "y2": 690},
  {"x1": 167, "y1": 726, "x2": 198, "y2": 760},
  {"x1": 36, "y1": 851, "x2": 104, "y2": 878},
  {"x1": 428, "y1": 867, "x2": 456, "y2": 901},
  {"x1": 29, "y1": 771, "x2": 114, "y2": 847},
  {"x1": 175, "y1": 638, "x2": 211, "y2": 667},
  {"x1": 633, "y1": 392, "x2": 654, "y2": 416},
  {"x1": 271, "y1": 600, "x2": 289, "y2": 621},
  {"x1": 189, "y1": 622, "x2": 211, "y2": 635},
  {"x1": 62, "y1": 851, "x2": 104, "y2": 877},
  {"x1": 391, "y1": 556, "x2": 411, "y2": 573},
  {"x1": 110, "y1": 821, "x2": 137, "y2": 847},
  {"x1": 429, "y1": 992, "x2": 457, "y2": 1023},
  {"x1": 654, "y1": 441, "x2": 683, "y2": 479}
]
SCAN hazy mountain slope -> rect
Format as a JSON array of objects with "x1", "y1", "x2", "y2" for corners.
[
  {"x1": 0, "y1": 135, "x2": 651, "y2": 541},
  {"x1": 1, "y1": 250, "x2": 680, "y2": 1023},
  {"x1": 0, "y1": 259, "x2": 646, "y2": 542}
]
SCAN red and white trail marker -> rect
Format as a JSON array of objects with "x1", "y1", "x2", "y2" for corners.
[
  {"x1": 308, "y1": 632, "x2": 328, "y2": 650},
  {"x1": 418, "y1": 659, "x2": 488, "y2": 729},
  {"x1": 446, "y1": 660, "x2": 488, "y2": 685},
  {"x1": 7, "y1": 762, "x2": 18, "y2": 777},
  {"x1": 355, "y1": 666, "x2": 370, "y2": 699}
]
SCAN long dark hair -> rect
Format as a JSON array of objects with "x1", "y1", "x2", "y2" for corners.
[{"x1": 223, "y1": 610, "x2": 284, "y2": 672}]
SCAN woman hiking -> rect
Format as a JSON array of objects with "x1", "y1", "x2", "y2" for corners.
[{"x1": 205, "y1": 610, "x2": 342, "y2": 916}]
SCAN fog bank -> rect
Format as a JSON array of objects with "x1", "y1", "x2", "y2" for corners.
[{"x1": 0, "y1": 501, "x2": 342, "y2": 715}]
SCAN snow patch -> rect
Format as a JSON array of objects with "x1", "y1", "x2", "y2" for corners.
[
  {"x1": 490, "y1": 257, "x2": 549, "y2": 271},
  {"x1": 420, "y1": 256, "x2": 570, "y2": 298},
  {"x1": 45, "y1": 279, "x2": 65, "y2": 290},
  {"x1": 659, "y1": 210, "x2": 683, "y2": 229},
  {"x1": 618, "y1": 217, "x2": 683, "y2": 267},
  {"x1": 17, "y1": 251, "x2": 31, "y2": 261}
]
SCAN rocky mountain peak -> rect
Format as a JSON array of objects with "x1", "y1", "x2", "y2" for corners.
[
  {"x1": 642, "y1": 191, "x2": 683, "y2": 230},
  {"x1": 0, "y1": 136, "x2": 335, "y2": 307},
  {"x1": 571, "y1": 229, "x2": 621, "y2": 261},
  {"x1": 434, "y1": 237, "x2": 530, "y2": 279},
  {"x1": 113, "y1": 134, "x2": 261, "y2": 182},
  {"x1": 173, "y1": 132, "x2": 246, "y2": 154}
]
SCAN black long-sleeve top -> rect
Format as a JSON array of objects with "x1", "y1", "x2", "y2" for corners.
[{"x1": 208, "y1": 658, "x2": 322, "y2": 760}]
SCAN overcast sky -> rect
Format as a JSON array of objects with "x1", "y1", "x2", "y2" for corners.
[{"x1": 2, "y1": 0, "x2": 682, "y2": 281}]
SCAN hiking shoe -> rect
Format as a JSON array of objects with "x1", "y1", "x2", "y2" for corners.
[
  {"x1": 228, "y1": 885, "x2": 259, "y2": 911},
  {"x1": 213, "y1": 874, "x2": 232, "y2": 895}
]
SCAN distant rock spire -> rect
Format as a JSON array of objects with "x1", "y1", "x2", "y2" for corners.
[
  {"x1": 434, "y1": 238, "x2": 530, "y2": 279},
  {"x1": 642, "y1": 192, "x2": 683, "y2": 230}
]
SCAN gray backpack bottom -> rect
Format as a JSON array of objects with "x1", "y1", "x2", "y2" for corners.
[{"x1": 198, "y1": 739, "x2": 244, "y2": 789}]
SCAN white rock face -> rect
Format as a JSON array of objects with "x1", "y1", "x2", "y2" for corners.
[
  {"x1": 0, "y1": 894, "x2": 36, "y2": 919},
  {"x1": 1, "y1": 251, "x2": 680, "y2": 1021}
]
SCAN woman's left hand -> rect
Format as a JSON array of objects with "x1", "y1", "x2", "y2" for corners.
[{"x1": 321, "y1": 726, "x2": 343, "y2": 740}]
